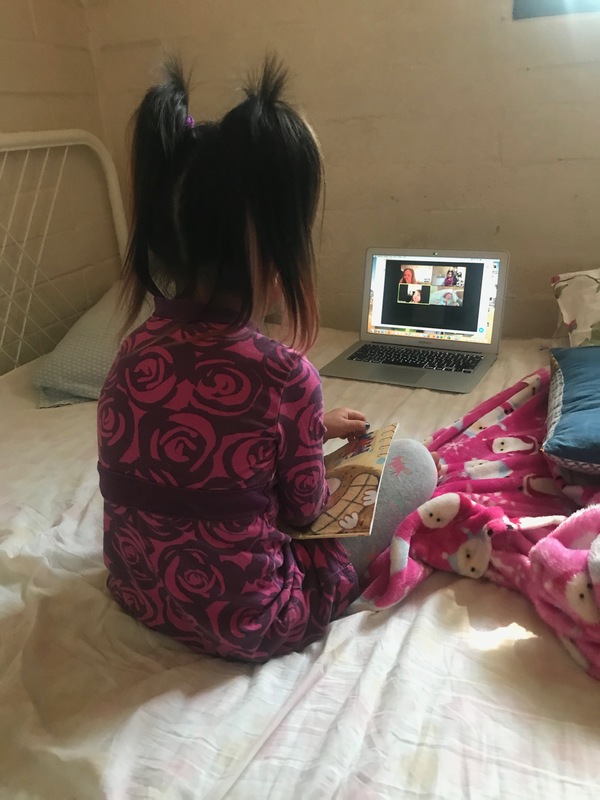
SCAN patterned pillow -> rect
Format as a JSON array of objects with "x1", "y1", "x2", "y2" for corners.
[
  {"x1": 550, "y1": 267, "x2": 600, "y2": 347},
  {"x1": 543, "y1": 347, "x2": 600, "y2": 476},
  {"x1": 33, "y1": 282, "x2": 152, "y2": 407}
]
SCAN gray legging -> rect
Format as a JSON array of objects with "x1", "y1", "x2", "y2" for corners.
[{"x1": 343, "y1": 437, "x2": 438, "y2": 578}]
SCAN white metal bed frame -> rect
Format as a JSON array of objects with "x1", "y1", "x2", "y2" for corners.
[{"x1": 0, "y1": 129, "x2": 127, "y2": 373}]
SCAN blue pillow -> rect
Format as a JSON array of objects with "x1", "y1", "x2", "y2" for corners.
[{"x1": 544, "y1": 346, "x2": 600, "y2": 475}]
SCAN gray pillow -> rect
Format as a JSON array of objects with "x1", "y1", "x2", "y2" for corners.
[{"x1": 33, "y1": 282, "x2": 152, "y2": 407}]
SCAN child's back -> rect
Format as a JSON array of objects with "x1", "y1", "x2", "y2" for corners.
[{"x1": 98, "y1": 297, "x2": 359, "y2": 661}]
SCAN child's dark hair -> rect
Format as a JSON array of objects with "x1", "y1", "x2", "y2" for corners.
[{"x1": 121, "y1": 54, "x2": 322, "y2": 352}]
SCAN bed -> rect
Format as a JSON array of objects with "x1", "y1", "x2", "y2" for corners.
[{"x1": 1, "y1": 132, "x2": 599, "y2": 800}]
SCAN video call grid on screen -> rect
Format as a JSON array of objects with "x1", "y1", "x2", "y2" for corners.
[{"x1": 366, "y1": 255, "x2": 500, "y2": 345}]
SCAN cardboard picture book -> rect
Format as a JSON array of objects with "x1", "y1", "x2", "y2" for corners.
[{"x1": 286, "y1": 423, "x2": 398, "y2": 540}]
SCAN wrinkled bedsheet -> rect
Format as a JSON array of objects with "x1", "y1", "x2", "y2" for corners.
[{"x1": 1, "y1": 363, "x2": 600, "y2": 800}]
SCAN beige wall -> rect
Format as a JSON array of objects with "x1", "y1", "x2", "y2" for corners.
[
  {"x1": 0, "y1": 0, "x2": 102, "y2": 135},
  {"x1": 6, "y1": 1, "x2": 600, "y2": 338},
  {"x1": 0, "y1": 2, "x2": 115, "y2": 372}
]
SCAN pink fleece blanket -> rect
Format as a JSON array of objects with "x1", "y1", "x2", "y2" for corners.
[{"x1": 354, "y1": 369, "x2": 600, "y2": 680}]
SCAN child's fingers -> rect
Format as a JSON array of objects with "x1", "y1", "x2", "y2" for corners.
[
  {"x1": 346, "y1": 419, "x2": 370, "y2": 439},
  {"x1": 343, "y1": 409, "x2": 368, "y2": 439},
  {"x1": 345, "y1": 408, "x2": 367, "y2": 422},
  {"x1": 324, "y1": 408, "x2": 369, "y2": 441}
]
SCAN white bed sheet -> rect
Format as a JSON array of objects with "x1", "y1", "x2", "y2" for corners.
[{"x1": 1, "y1": 364, "x2": 600, "y2": 800}]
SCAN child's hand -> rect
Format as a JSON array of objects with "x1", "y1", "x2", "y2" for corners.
[{"x1": 323, "y1": 408, "x2": 368, "y2": 442}]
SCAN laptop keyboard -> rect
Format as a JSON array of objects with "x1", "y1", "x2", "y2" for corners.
[{"x1": 348, "y1": 343, "x2": 483, "y2": 373}]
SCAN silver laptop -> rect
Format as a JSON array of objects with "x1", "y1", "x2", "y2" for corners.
[{"x1": 320, "y1": 248, "x2": 509, "y2": 393}]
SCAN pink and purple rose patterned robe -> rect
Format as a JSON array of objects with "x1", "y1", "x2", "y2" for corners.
[{"x1": 97, "y1": 298, "x2": 359, "y2": 662}]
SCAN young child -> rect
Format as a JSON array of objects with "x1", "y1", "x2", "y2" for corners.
[{"x1": 98, "y1": 56, "x2": 437, "y2": 662}]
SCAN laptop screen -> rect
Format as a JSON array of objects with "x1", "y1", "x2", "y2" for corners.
[{"x1": 365, "y1": 253, "x2": 501, "y2": 346}]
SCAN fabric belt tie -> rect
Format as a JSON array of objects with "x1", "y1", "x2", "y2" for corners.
[{"x1": 98, "y1": 464, "x2": 270, "y2": 520}]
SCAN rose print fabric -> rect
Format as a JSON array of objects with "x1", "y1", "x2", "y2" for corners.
[{"x1": 98, "y1": 298, "x2": 358, "y2": 662}]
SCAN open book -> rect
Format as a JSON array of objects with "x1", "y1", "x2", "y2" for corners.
[{"x1": 286, "y1": 423, "x2": 398, "y2": 540}]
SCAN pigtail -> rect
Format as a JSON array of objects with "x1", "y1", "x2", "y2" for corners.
[
  {"x1": 245, "y1": 54, "x2": 323, "y2": 351},
  {"x1": 243, "y1": 52, "x2": 288, "y2": 108},
  {"x1": 227, "y1": 54, "x2": 322, "y2": 352},
  {"x1": 120, "y1": 57, "x2": 193, "y2": 332}
]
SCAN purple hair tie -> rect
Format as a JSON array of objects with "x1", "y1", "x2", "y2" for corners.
[{"x1": 184, "y1": 115, "x2": 195, "y2": 128}]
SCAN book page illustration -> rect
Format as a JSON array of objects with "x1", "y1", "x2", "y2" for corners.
[{"x1": 288, "y1": 423, "x2": 398, "y2": 539}]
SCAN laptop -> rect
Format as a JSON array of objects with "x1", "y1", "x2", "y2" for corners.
[{"x1": 319, "y1": 248, "x2": 509, "y2": 393}]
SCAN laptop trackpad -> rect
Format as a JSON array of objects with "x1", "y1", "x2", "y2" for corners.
[{"x1": 367, "y1": 363, "x2": 426, "y2": 385}]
